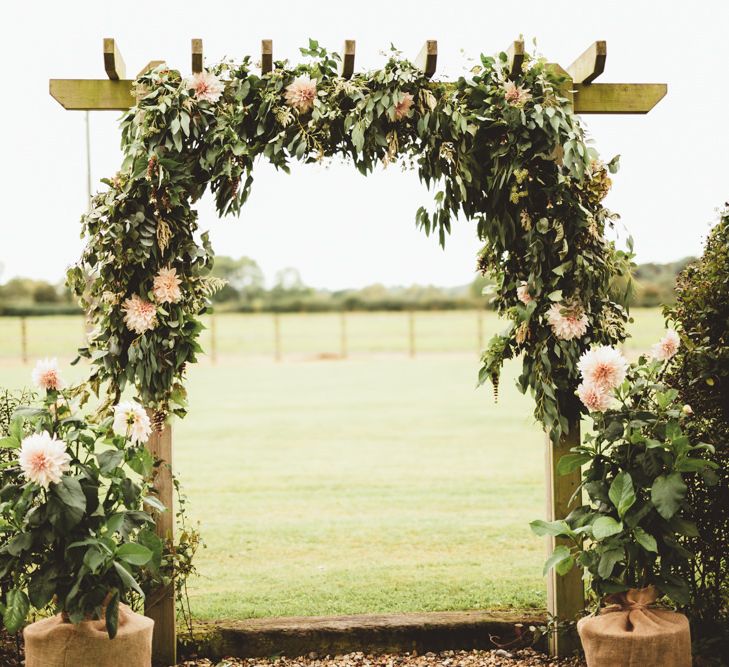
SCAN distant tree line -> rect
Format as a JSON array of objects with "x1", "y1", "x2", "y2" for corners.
[{"x1": 0, "y1": 256, "x2": 696, "y2": 316}]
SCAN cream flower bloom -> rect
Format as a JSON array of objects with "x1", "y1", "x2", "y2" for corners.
[
  {"x1": 113, "y1": 401, "x2": 152, "y2": 444},
  {"x1": 187, "y1": 71, "x2": 224, "y2": 103},
  {"x1": 394, "y1": 92, "x2": 414, "y2": 120},
  {"x1": 19, "y1": 432, "x2": 71, "y2": 489},
  {"x1": 122, "y1": 295, "x2": 157, "y2": 335},
  {"x1": 517, "y1": 282, "x2": 533, "y2": 305},
  {"x1": 153, "y1": 267, "x2": 182, "y2": 304},
  {"x1": 503, "y1": 81, "x2": 532, "y2": 107},
  {"x1": 651, "y1": 329, "x2": 680, "y2": 361},
  {"x1": 546, "y1": 303, "x2": 589, "y2": 341},
  {"x1": 577, "y1": 346, "x2": 629, "y2": 391},
  {"x1": 284, "y1": 75, "x2": 317, "y2": 113},
  {"x1": 577, "y1": 381, "x2": 614, "y2": 413},
  {"x1": 32, "y1": 358, "x2": 65, "y2": 391}
]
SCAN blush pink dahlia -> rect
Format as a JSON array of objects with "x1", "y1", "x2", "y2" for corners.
[
  {"x1": 546, "y1": 303, "x2": 589, "y2": 340},
  {"x1": 153, "y1": 267, "x2": 182, "y2": 304},
  {"x1": 31, "y1": 358, "x2": 65, "y2": 391},
  {"x1": 113, "y1": 401, "x2": 152, "y2": 444},
  {"x1": 394, "y1": 92, "x2": 414, "y2": 120},
  {"x1": 577, "y1": 346, "x2": 629, "y2": 391},
  {"x1": 122, "y1": 295, "x2": 157, "y2": 335},
  {"x1": 517, "y1": 282, "x2": 533, "y2": 305},
  {"x1": 19, "y1": 432, "x2": 71, "y2": 489},
  {"x1": 503, "y1": 81, "x2": 532, "y2": 107},
  {"x1": 284, "y1": 75, "x2": 317, "y2": 113},
  {"x1": 577, "y1": 381, "x2": 614, "y2": 413},
  {"x1": 187, "y1": 71, "x2": 224, "y2": 103},
  {"x1": 651, "y1": 329, "x2": 680, "y2": 361}
]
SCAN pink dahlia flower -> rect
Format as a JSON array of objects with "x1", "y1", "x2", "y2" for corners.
[
  {"x1": 546, "y1": 303, "x2": 589, "y2": 341},
  {"x1": 32, "y1": 357, "x2": 65, "y2": 391},
  {"x1": 122, "y1": 295, "x2": 157, "y2": 335},
  {"x1": 394, "y1": 92, "x2": 414, "y2": 120},
  {"x1": 188, "y1": 71, "x2": 224, "y2": 103},
  {"x1": 651, "y1": 329, "x2": 680, "y2": 361},
  {"x1": 19, "y1": 432, "x2": 71, "y2": 489},
  {"x1": 517, "y1": 282, "x2": 533, "y2": 305},
  {"x1": 503, "y1": 81, "x2": 532, "y2": 107},
  {"x1": 577, "y1": 381, "x2": 613, "y2": 413},
  {"x1": 284, "y1": 75, "x2": 317, "y2": 113},
  {"x1": 153, "y1": 267, "x2": 182, "y2": 304},
  {"x1": 577, "y1": 346, "x2": 629, "y2": 391},
  {"x1": 113, "y1": 401, "x2": 152, "y2": 444}
]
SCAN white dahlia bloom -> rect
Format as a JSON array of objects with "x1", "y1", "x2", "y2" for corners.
[
  {"x1": 153, "y1": 267, "x2": 182, "y2": 304},
  {"x1": 113, "y1": 401, "x2": 152, "y2": 444},
  {"x1": 122, "y1": 295, "x2": 157, "y2": 335},
  {"x1": 651, "y1": 329, "x2": 680, "y2": 361},
  {"x1": 32, "y1": 357, "x2": 65, "y2": 391},
  {"x1": 577, "y1": 381, "x2": 614, "y2": 413},
  {"x1": 187, "y1": 70, "x2": 224, "y2": 103},
  {"x1": 19, "y1": 432, "x2": 71, "y2": 489},
  {"x1": 284, "y1": 75, "x2": 317, "y2": 113},
  {"x1": 546, "y1": 303, "x2": 589, "y2": 341},
  {"x1": 577, "y1": 346, "x2": 629, "y2": 391}
]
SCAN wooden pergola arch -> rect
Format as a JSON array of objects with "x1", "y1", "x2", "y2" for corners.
[{"x1": 49, "y1": 38, "x2": 666, "y2": 665}]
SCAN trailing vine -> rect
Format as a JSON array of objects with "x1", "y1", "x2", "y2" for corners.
[{"x1": 67, "y1": 40, "x2": 632, "y2": 441}]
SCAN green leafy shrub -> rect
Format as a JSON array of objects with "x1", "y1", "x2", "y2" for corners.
[
  {"x1": 0, "y1": 388, "x2": 163, "y2": 637},
  {"x1": 665, "y1": 207, "x2": 729, "y2": 651},
  {"x1": 532, "y1": 350, "x2": 716, "y2": 605}
]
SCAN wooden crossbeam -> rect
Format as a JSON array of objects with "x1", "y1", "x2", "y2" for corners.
[
  {"x1": 48, "y1": 79, "x2": 668, "y2": 114},
  {"x1": 103, "y1": 38, "x2": 125, "y2": 80},
  {"x1": 192, "y1": 38, "x2": 203, "y2": 73},
  {"x1": 340, "y1": 40, "x2": 356, "y2": 79},
  {"x1": 568, "y1": 40, "x2": 607, "y2": 84},
  {"x1": 415, "y1": 40, "x2": 437, "y2": 78},
  {"x1": 261, "y1": 39, "x2": 273, "y2": 74},
  {"x1": 506, "y1": 40, "x2": 525, "y2": 76}
]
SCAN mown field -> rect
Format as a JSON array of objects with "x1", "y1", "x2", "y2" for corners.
[{"x1": 0, "y1": 309, "x2": 666, "y2": 620}]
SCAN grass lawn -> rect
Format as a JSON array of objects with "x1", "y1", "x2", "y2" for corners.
[{"x1": 0, "y1": 308, "x2": 666, "y2": 620}]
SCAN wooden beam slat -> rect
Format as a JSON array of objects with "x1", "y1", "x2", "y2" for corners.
[
  {"x1": 567, "y1": 40, "x2": 607, "y2": 85},
  {"x1": 415, "y1": 40, "x2": 437, "y2": 78},
  {"x1": 191, "y1": 38, "x2": 203, "y2": 73},
  {"x1": 261, "y1": 39, "x2": 273, "y2": 74},
  {"x1": 49, "y1": 79, "x2": 135, "y2": 110},
  {"x1": 506, "y1": 40, "x2": 525, "y2": 77},
  {"x1": 103, "y1": 38, "x2": 126, "y2": 81},
  {"x1": 340, "y1": 39, "x2": 356, "y2": 79},
  {"x1": 573, "y1": 82, "x2": 667, "y2": 114},
  {"x1": 137, "y1": 60, "x2": 165, "y2": 78}
]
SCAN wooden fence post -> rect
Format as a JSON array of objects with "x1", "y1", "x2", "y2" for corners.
[
  {"x1": 209, "y1": 312, "x2": 217, "y2": 365},
  {"x1": 20, "y1": 317, "x2": 28, "y2": 365},
  {"x1": 273, "y1": 313, "x2": 282, "y2": 361},
  {"x1": 408, "y1": 311, "x2": 416, "y2": 358},
  {"x1": 476, "y1": 309, "x2": 484, "y2": 354},
  {"x1": 144, "y1": 414, "x2": 176, "y2": 666},
  {"x1": 340, "y1": 311, "x2": 348, "y2": 359},
  {"x1": 545, "y1": 416, "x2": 584, "y2": 656}
]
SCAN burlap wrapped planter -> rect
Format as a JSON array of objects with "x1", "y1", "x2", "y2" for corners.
[
  {"x1": 577, "y1": 586, "x2": 691, "y2": 667},
  {"x1": 23, "y1": 604, "x2": 153, "y2": 667}
]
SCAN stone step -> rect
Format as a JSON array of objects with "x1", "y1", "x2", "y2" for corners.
[{"x1": 189, "y1": 610, "x2": 545, "y2": 660}]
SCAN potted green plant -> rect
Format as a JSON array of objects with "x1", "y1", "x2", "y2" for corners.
[
  {"x1": 532, "y1": 333, "x2": 717, "y2": 666},
  {"x1": 0, "y1": 360, "x2": 164, "y2": 667}
]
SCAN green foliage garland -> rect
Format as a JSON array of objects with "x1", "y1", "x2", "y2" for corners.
[{"x1": 68, "y1": 41, "x2": 632, "y2": 438}]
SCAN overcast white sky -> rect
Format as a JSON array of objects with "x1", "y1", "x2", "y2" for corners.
[{"x1": 1, "y1": 1, "x2": 727, "y2": 289}]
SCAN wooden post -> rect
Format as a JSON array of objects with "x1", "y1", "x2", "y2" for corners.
[
  {"x1": 209, "y1": 312, "x2": 217, "y2": 365},
  {"x1": 261, "y1": 40, "x2": 273, "y2": 75},
  {"x1": 340, "y1": 311, "x2": 348, "y2": 359},
  {"x1": 273, "y1": 313, "x2": 281, "y2": 361},
  {"x1": 144, "y1": 414, "x2": 176, "y2": 667},
  {"x1": 545, "y1": 417, "x2": 584, "y2": 656},
  {"x1": 476, "y1": 309, "x2": 484, "y2": 354},
  {"x1": 408, "y1": 311, "x2": 416, "y2": 358},
  {"x1": 20, "y1": 317, "x2": 28, "y2": 365}
]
